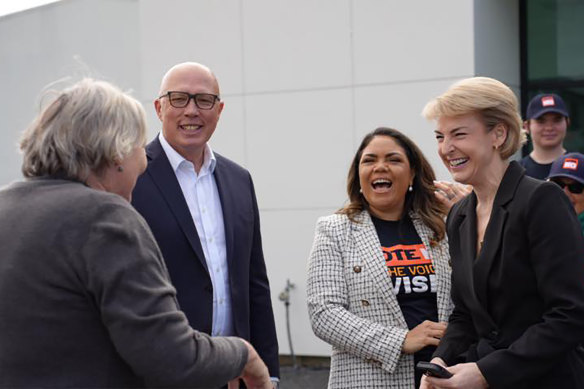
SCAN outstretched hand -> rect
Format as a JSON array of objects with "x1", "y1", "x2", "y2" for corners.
[{"x1": 228, "y1": 340, "x2": 272, "y2": 389}]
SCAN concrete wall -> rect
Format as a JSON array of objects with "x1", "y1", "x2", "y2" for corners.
[
  {"x1": 474, "y1": 0, "x2": 520, "y2": 90},
  {"x1": 0, "y1": 0, "x2": 519, "y2": 356},
  {"x1": 0, "y1": 0, "x2": 142, "y2": 184}
]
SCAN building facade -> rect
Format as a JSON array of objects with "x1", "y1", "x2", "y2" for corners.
[{"x1": 0, "y1": 0, "x2": 525, "y2": 357}]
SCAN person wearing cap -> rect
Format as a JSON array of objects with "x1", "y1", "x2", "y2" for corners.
[
  {"x1": 520, "y1": 93, "x2": 570, "y2": 180},
  {"x1": 547, "y1": 152, "x2": 584, "y2": 235}
]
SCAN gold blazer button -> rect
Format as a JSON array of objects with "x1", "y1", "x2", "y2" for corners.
[
  {"x1": 361, "y1": 299, "x2": 370, "y2": 307},
  {"x1": 353, "y1": 266, "x2": 362, "y2": 273},
  {"x1": 365, "y1": 358, "x2": 381, "y2": 366}
]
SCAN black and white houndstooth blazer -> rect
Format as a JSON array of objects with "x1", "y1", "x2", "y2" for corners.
[{"x1": 307, "y1": 210, "x2": 453, "y2": 388}]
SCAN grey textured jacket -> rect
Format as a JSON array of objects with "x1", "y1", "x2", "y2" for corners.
[
  {"x1": 0, "y1": 178, "x2": 247, "y2": 388},
  {"x1": 307, "y1": 211, "x2": 452, "y2": 388}
]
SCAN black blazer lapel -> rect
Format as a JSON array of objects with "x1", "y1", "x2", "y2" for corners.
[
  {"x1": 456, "y1": 193, "x2": 497, "y2": 329},
  {"x1": 457, "y1": 195, "x2": 479, "y2": 301},
  {"x1": 473, "y1": 162, "x2": 522, "y2": 311},
  {"x1": 145, "y1": 138, "x2": 208, "y2": 272},
  {"x1": 473, "y1": 207, "x2": 507, "y2": 307},
  {"x1": 213, "y1": 156, "x2": 235, "y2": 270}
]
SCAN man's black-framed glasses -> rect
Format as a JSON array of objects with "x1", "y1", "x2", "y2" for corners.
[
  {"x1": 159, "y1": 91, "x2": 220, "y2": 109},
  {"x1": 550, "y1": 179, "x2": 584, "y2": 194}
]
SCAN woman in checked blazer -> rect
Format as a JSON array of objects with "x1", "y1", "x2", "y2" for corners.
[{"x1": 307, "y1": 127, "x2": 453, "y2": 388}]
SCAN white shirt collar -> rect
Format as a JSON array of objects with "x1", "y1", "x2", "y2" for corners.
[{"x1": 158, "y1": 132, "x2": 217, "y2": 174}]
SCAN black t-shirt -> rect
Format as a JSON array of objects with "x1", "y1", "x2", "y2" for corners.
[
  {"x1": 519, "y1": 155, "x2": 553, "y2": 180},
  {"x1": 371, "y1": 215, "x2": 438, "y2": 387}
]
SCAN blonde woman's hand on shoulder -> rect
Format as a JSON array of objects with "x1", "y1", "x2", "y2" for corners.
[{"x1": 434, "y1": 181, "x2": 473, "y2": 212}]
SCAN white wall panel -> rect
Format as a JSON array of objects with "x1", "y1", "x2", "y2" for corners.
[
  {"x1": 474, "y1": 0, "x2": 520, "y2": 88},
  {"x1": 139, "y1": 0, "x2": 244, "y2": 99},
  {"x1": 242, "y1": 0, "x2": 352, "y2": 93},
  {"x1": 209, "y1": 95, "x2": 247, "y2": 167},
  {"x1": 352, "y1": 0, "x2": 474, "y2": 85},
  {"x1": 0, "y1": 0, "x2": 141, "y2": 185},
  {"x1": 245, "y1": 89, "x2": 354, "y2": 210},
  {"x1": 0, "y1": 11, "x2": 44, "y2": 184},
  {"x1": 142, "y1": 98, "x2": 161, "y2": 141},
  {"x1": 261, "y1": 208, "x2": 337, "y2": 356}
]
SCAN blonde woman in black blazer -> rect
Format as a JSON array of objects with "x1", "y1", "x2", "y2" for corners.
[{"x1": 421, "y1": 77, "x2": 584, "y2": 389}]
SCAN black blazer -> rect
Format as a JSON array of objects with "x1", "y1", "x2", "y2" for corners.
[
  {"x1": 434, "y1": 162, "x2": 584, "y2": 388},
  {"x1": 132, "y1": 137, "x2": 279, "y2": 378}
]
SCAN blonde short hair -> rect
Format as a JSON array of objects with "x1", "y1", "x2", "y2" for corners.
[
  {"x1": 20, "y1": 78, "x2": 147, "y2": 180},
  {"x1": 422, "y1": 77, "x2": 526, "y2": 159}
]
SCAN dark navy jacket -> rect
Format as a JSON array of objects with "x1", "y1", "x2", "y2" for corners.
[{"x1": 132, "y1": 137, "x2": 279, "y2": 378}]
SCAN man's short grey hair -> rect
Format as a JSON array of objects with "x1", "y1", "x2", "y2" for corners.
[{"x1": 20, "y1": 78, "x2": 147, "y2": 180}]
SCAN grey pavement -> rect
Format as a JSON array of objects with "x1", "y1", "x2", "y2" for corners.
[{"x1": 280, "y1": 366, "x2": 330, "y2": 389}]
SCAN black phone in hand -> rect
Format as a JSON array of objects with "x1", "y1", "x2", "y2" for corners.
[{"x1": 416, "y1": 361, "x2": 453, "y2": 378}]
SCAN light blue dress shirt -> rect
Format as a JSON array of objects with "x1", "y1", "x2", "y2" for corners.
[{"x1": 159, "y1": 133, "x2": 233, "y2": 336}]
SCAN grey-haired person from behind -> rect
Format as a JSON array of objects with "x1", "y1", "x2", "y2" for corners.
[{"x1": 0, "y1": 78, "x2": 271, "y2": 388}]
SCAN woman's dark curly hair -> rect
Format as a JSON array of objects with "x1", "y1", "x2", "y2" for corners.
[{"x1": 338, "y1": 127, "x2": 446, "y2": 244}]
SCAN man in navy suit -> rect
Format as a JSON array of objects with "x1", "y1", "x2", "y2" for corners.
[{"x1": 132, "y1": 62, "x2": 279, "y2": 387}]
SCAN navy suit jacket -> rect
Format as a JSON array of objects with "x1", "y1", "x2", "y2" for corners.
[{"x1": 132, "y1": 137, "x2": 279, "y2": 378}]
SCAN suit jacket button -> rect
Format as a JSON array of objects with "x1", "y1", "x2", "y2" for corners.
[
  {"x1": 361, "y1": 299, "x2": 370, "y2": 307},
  {"x1": 353, "y1": 266, "x2": 362, "y2": 273}
]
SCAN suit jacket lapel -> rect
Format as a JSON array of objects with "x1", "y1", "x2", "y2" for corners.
[
  {"x1": 456, "y1": 193, "x2": 496, "y2": 327},
  {"x1": 212, "y1": 155, "x2": 234, "y2": 269},
  {"x1": 352, "y1": 211, "x2": 408, "y2": 328},
  {"x1": 473, "y1": 162, "x2": 522, "y2": 309},
  {"x1": 473, "y1": 206, "x2": 507, "y2": 307},
  {"x1": 145, "y1": 137, "x2": 208, "y2": 272},
  {"x1": 458, "y1": 193, "x2": 477, "y2": 295}
]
